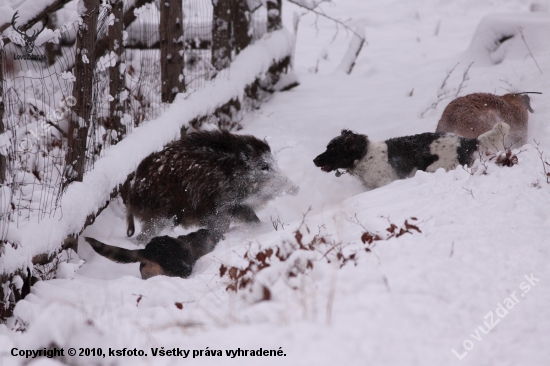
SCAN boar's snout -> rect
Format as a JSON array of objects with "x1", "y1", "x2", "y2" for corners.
[{"x1": 284, "y1": 182, "x2": 300, "y2": 196}]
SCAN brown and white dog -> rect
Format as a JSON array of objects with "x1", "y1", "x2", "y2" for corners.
[
  {"x1": 313, "y1": 123, "x2": 509, "y2": 189},
  {"x1": 85, "y1": 229, "x2": 218, "y2": 279},
  {"x1": 436, "y1": 92, "x2": 536, "y2": 147}
]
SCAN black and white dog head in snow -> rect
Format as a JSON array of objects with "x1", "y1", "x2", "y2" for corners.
[{"x1": 313, "y1": 122, "x2": 510, "y2": 189}]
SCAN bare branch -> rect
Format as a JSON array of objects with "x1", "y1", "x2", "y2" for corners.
[
  {"x1": 440, "y1": 62, "x2": 459, "y2": 90},
  {"x1": 455, "y1": 61, "x2": 474, "y2": 97},
  {"x1": 518, "y1": 26, "x2": 542, "y2": 75},
  {"x1": 533, "y1": 139, "x2": 550, "y2": 184},
  {"x1": 286, "y1": 0, "x2": 366, "y2": 40},
  {"x1": 462, "y1": 187, "x2": 474, "y2": 199}
]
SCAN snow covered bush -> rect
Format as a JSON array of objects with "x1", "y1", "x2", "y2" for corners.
[{"x1": 220, "y1": 213, "x2": 423, "y2": 303}]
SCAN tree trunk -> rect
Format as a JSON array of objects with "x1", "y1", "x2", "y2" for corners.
[
  {"x1": 267, "y1": 0, "x2": 282, "y2": 32},
  {"x1": 159, "y1": 0, "x2": 185, "y2": 103},
  {"x1": 212, "y1": 0, "x2": 232, "y2": 71},
  {"x1": 63, "y1": 0, "x2": 100, "y2": 187},
  {"x1": 232, "y1": 0, "x2": 251, "y2": 55},
  {"x1": 108, "y1": 0, "x2": 126, "y2": 142}
]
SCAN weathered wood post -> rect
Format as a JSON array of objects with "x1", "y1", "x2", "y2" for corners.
[
  {"x1": 211, "y1": 0, "x2": 232, "y2": 70},
  {"x1": 0, "y1": 49, "x2": 6, "y2": 184},
  {"x1": 108, "y1": 0, "x2": 127, "y2": 142},
  {"x1": 63, "y1": 0, "x2": 100, "y2": 187},
  {"x1": 232, "y1": 0, "x2": 251, "y2": 55},
  {"x1": 44, "y1": 12, "x2": 59, "y2": 66},
  {"x1": 159, "y1": 0, "x2": 185, "y2": 103},
  {"x1": 267, "y1": 0, "x2": 282, "y2": 32}
]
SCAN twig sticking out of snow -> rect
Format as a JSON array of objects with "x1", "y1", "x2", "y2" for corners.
[
  {"x1": 533, "y1": 140, "x2": 550, "y2": 184},
  {"x1": 455, "y1": 62, "x2": 474, "y2": 98},
  {"x1": 462, "y1": 187, "x2": 474, "y2": 199},
  {"x1": 287, "y1": 0, "x2": 366, "y2": 40},
  {"x1": 440, "y1": 63, "x2": 458, "y2": 90},
  {"x1": 518, "y1": 26, "x2": 543, "y2": 75},
  {"x1": 335, "y1": 26, "x2": 365, "y2": 75},
  {"x1": 420, "y1": 62, "x2": 475, "y2": 118},
  {"x1": 271, "y1": 215, "x2": 287, "y2": 231},
  {"x1": 435, "y1": 20, "x2": 441, "y2": 36},
  {"x1": 325, "y1": 268, "x2": 337, "y2": 325},
  {"x1": 420, "y1": 63, "x2": 458, "y2": 118}
]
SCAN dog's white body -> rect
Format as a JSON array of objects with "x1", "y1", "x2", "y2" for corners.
[
  {"x1": 351, "y1": 142, "x2": 399, "y2": 189},
  {"x1": 425, "y1": 136, "x2": 463, "y2": 172}
]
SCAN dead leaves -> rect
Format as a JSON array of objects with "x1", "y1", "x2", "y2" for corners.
[
  {"x1": 219, "y1": 216, "x2": 423, "y2": 299},
  {"x1": 486, "y1": 149, "x2": 519, "y2": 167},
  {"x1": 385, "y1": 217, "x2": 422, "y2": 238},
  {"x1": 219, "y1": 226, "x2": 325, "y2": 296}
]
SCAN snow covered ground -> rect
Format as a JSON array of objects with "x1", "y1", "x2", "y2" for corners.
[{"x1": 2, "y1": 0, "x2": 550, "y2": 365}]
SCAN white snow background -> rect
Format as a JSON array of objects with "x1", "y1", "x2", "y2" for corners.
[{"x1": 2, "y1": 0, "x2": 550, "y2": 365}]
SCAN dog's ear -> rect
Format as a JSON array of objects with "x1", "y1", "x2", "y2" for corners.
[
  {"x1": 341, "y1": 129, "x2": 353, "y2": 136},
  {"x1": 344, "y1": 132, "x2": 368, "y2": 158}
]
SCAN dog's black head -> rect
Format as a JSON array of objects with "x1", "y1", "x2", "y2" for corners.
[
  {"x1": 141, "y1": 236, "x2": 194, "y2": 278},
  {"x1": 313, "y1": 130, "x2": 369, "y2": 173}
]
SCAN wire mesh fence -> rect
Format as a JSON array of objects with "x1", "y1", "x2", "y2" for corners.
[{"x1": 0, "y1": 0, "x2": 271, "y2": 242}]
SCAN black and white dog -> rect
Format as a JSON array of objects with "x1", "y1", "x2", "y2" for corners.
[{"x1": 313, "y1": 122, "x2": 509, "y2": 189}]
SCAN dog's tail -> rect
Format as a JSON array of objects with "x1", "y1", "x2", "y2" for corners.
[
  {"x1": 126, "y1": 210, "x2": 135, "y2": 237},
  {"x1": 85, "y1": 237, "x2": 144, "y2": 264},
  {"x1": 477, "y1": 122, "x2": 510, "y2": 152}
]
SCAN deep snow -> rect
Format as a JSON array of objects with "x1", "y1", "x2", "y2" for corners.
[{"x1": 2, "y1": 0, "x2": 550, "y2": 365}]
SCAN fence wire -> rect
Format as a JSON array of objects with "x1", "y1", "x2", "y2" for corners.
[{"x1": 0, "y1": 0, "x2": 269, "y2": 241}]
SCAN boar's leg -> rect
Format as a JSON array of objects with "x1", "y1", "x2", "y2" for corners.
[
  {"x1": 229, "y1": 205, "x2": 260, "y2": 223},
  {"x1": 201, "y1": 209, "x2": 231, "y2": 242},
  {"x1": 136, "y1": 218, "x2": 166, "y2": 244}
]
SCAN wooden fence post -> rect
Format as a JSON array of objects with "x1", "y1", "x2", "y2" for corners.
[
  {"x1": 108, "y1": 0, "x2": 126, "y2": 142},
  {"x1": 0, "y1": 50, "x2": 6, "y2": 184},
  {"x1": 63, "y1": 0, "x2": 100, "y2": 186},
  {"x1": 159, "y1": 0, "x2": 185, "y2": 103},
  {"x1": 232, "y1": 0, "x2": 251, "y2": 55},
  {"x1": 267, "y1": 0, "x2": 282, "y2": 32},
  {"x1": 212, "y1": 0, "x2": 232, "y2": 70}
]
